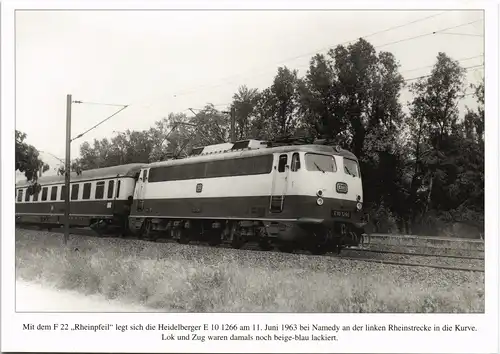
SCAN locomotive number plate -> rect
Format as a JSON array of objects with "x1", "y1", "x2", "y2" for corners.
[{"x1": 331, "y1": 210, "x2": 351, "y2": 218}]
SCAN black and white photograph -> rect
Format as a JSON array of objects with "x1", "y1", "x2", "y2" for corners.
[{"x1": 2, "y1": 1, "x2": 498, "y2": 353}]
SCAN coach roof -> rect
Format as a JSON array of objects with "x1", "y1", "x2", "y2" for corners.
[
  {"x1": 145, "y1": 144, "x2": 358, "y2": 169},
  {"x1": 16, "y1": 163, "x2": 145, "y2": 188}
]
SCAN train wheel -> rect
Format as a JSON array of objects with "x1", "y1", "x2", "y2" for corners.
[
  {"x1": 141, "y1": 219, "x2": 152, "y2": 240},
  {"x1": 207, "y1": 231, "x2": 222, "y2": 246},
  {"x1": 309, "y1": 243, "x2": 328, "y2": 255},
  {"x1": 229, "y1": 223, "x2": 245, "y2": 249},
  {"x1": 231, "y1": 234, "x2": 244, "y2": 249},
  {"x1": 278, "y1": 244, "x2": 294, "y2": 253},
  {"x1": 258, "y1": 239, "x2": 273, "y2": 251},
  {"x1": 177, "y1": 229, "x2": 190, "y2": 244}
]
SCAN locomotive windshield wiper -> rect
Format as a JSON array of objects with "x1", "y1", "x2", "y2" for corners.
[
  {"x1": 344, "y1": 166, "x2": 354, "y2": 177},
  {"x1": 314, "y1": 162, "x2": 325, "y2": 173}
]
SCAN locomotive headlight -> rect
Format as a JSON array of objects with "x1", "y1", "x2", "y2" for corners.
[
  {"x1": 316, "y1": 190, "x2": 323, "y2": 197},
  {"x1": 316, "y1": 197, "x2": 324, "y2": 206},
  {"x1": 356, "y1": 202, "x2": 363, "y2": 211}
]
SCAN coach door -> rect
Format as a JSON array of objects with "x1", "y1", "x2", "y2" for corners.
[
  {"x1": 269, "y1": 153, "x2": 290, "y2": 213},
  {"x1": 136, "y1": 168, "x2": 149, "y2": 212}
]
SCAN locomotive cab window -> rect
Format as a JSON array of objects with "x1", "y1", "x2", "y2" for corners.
[
  {"x1": 343, "y1": 158, "x2": 359, "y2": 177},
  {"x1": 17, "y1": 189, "x2": 23, "y2": 202},
  {"x1": 50, "y1": 186, "x2": 58, "y2": 201},
  {"x1": 141, "y1": 169, "x2": 148, "y2": 182},
  {"x1": 305, "y1": 153, "x2": 337, "y2": 173},
  {"x1": 95, "y1": 181, "x2": 105, "y2": 199},
  {"x1": 71, "y1": 184, "x2": 79, "y2": 200},
  {"x1": 41, "y1": 187, "x2": 48, "y2": 201},
  {"x1": 278, "y1": 154, "x2": 288, "y2": 173},
  {"x1": 107, "y1": 180, "x2": 114, "y2": 199},
  {"x1": 116, "y1": 180, "x2": 121, "y2": 199},
  {"x1": 82, "y1": 183, "x2": 91, "y2": 200},
  {"x1": 291, "y1": 153, "x2": 301, "y2": 172}
]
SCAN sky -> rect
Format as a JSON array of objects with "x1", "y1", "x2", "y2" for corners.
[{"x1": 15, "y1": 9, "x2": 484, "y2": 178}]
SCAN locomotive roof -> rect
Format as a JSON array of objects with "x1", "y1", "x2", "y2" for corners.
[
  {"x1": 146, "y1": 144, "x2": 358, "y2": 169},
  {"x1": 16, "y1": 163, "x2": 145, "y2": 188}
]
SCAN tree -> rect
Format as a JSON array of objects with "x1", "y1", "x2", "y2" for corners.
[
  {"x1": 15, "y1": 130, "x2": 49, "y2": 182},
  {"x1": 298, "y1": 53, "x2": 345, "y2": 140},
  {"x1": 250, "y1": 67, "x2": 300, "y2": 140},
  {"x1": 230, "y1": 85, "x2": 260, "y2": 140},
  {"x1": 148, "y1": 113, "x2": 189, "y2": 162},
  {"x1": 405, "y1": 52, "x2": 472, "y2": 231},
  {"x1": 298, "y1": 39, "x2": 407, "y2": 229}
]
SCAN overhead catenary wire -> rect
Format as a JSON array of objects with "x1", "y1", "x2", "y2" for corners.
[
  {"x1": 84, "y1": 15, "x2": 483, "y2": 136},
  {"x1": 375, "y1": 18, "x2": 483, "y2": 49},
  {"x1": 399, "y1": 54, "x2": 483, "y2": 74},
  {"x1": 403, "y1": 64, "x2": 484, "y2": 82},
  {"x1": 139, "y1": 12, "x2": 450, "y2": 106},
  {"x1": 434, "y1": 32, "x2": 484, "y2": 37},
  {"x1": 72, "y1": 100, "x2": 128, "y2": 107},
  {"x1": 264, "y1": 11, "x2": 450, "y2": 68},
  {"x1": 145, "y1": 18, "x2": 484, "y2": 106},
  {"x1": 184, "y1": 64, "x2": 484, "y2": 113},
  {"x1": 71, "y1": 104, "x2": 129, "y2": 142}
]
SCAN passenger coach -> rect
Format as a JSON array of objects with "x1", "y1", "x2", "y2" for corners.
[{"x1": 15, "y1": 163, "x2": 144, "y2": 231}]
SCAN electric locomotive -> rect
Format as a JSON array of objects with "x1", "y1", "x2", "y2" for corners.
[{"x1": 129, "y1": 139, "x2": 365, "y2": 254}]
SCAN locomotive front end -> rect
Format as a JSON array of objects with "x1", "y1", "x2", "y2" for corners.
[{"x1": 289, "y1": 145, "x2": 365, "y2": 253}]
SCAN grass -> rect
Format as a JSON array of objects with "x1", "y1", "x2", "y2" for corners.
[{"x1": 15, "y1": 229, "x2": 485, "y2": 313}]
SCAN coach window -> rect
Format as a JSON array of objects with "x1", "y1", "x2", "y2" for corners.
[
  {"x1": 60, "y1": 186, "x2": 66, "y2": 201},
  {"x1": 82, "y1": 183, "x2": 91, "y2": 200},
  {"x1": 25, "y1": 189, "x2": 31, "y2": 202},
  {"x1": 291, "y1": 153, "x2": 301, "y2": 172},
  {"x1": 33, "y1": 189, "x2": 39, "y2": 202},
  {"x1": 71, "y1": 184, "x2": 80, "y2": 200},
  {"x1": 41, "y1": 187, "x2": 48, "y2": 201},
  {"x1": 95, "y1": 181, "x2": 105, "y2": 199},
  {"x1": 107, "y1": 180, "x2": 114, "y2": 199},
  {"x1": 278, "y1": 154, "x2": 288, "y2": 173},
  {"x1": 50, "y1": 186, "x2": 58, "y2": 201},
  {"x1": 17, "y1": 189, "x2": 23, "y2": 202}
]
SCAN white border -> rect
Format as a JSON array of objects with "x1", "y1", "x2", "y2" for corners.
[{"x1": 2, "y1": 1, "x2": 498, "y2": 353}]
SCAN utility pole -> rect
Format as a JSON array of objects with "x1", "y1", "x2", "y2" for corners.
[
  {"x1": 60, "y1": 96, "x2": 127, "y2": 245},
  {"x1": 64, "y1": 94, "x2": 72, "y2": 245}
]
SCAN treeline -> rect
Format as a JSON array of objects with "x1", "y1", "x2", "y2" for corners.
[
  {"x1": 17, "y1": 39, "x2": 485, "y2": 237},
  {"x1": 15, "y1": 130, "x2": 50, "y2": 181}
]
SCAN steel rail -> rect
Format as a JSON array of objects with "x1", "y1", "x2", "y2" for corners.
[{"x1": 345, "y1": 247, "x2": 485, "y2": 261}]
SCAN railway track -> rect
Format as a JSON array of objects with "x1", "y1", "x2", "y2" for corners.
[
  {"x1": 347, "y1": 246, "x2": 484, "y2": 260},
  {"x1": 368, "y1": 242, "x2": 485, "y2": 253},
  {"x1": 16, "y1": 226, "x2": 485, "y2": 273},
  {"x1": 368, "y1": 233, "x2": 484, "y2": 243}
]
